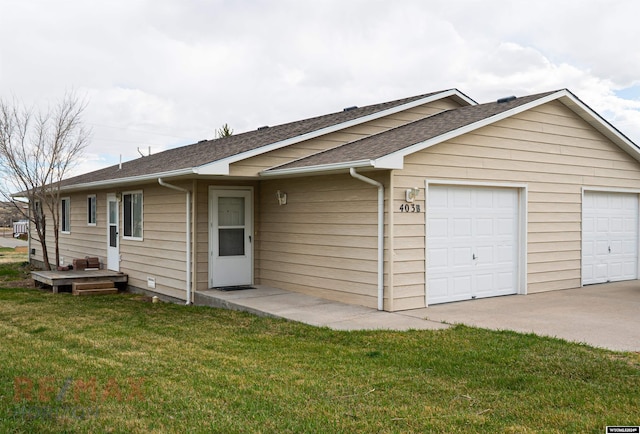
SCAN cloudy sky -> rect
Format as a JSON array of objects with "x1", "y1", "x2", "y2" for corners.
[{"x1": 1, "y1": 0, "x2": 639, "y2": 176}]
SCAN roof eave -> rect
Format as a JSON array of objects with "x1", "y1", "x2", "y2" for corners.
[{"x1": 58, "y1": 167, "x2": 197, "y2": 192}]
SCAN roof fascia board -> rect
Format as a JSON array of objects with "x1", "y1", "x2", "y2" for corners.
[
  {"x1": 196, "y1": 89, "x2": 475, "y2": 176},
  {"x1": 59, "y1": 167, "x2": 196, "y2": 192},
  {"x1": 260, "y1": 160, "x2": 374, "y2": 177}
]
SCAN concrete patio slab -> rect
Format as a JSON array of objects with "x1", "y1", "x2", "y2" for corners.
[{"x1": 195, "y1": 287, "x2": 449, "y2": 331}]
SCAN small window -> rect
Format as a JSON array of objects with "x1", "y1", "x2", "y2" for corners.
[
  {"x1": 87, "y1": 195, "x2": 96, "y2": 225},
  {"x1": 61, "y1": 197, "x2": 71, "y2": 234},
  {"x1": 123, "y1": 191, "x2": 143, "y2": 239}
]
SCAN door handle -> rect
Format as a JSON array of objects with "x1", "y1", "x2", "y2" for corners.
[
  {"x1": 608, "y1": 246, "x2": 611, "y2": 253},
  {"x1": 472, "y1": 253, "x2": 477, "y2": 260},
  {"x1": 249, "y1": 235, "x2": 252, "y2": 243}
]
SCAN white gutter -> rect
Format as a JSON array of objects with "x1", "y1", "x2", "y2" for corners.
[
  {"x1": 261, "y1": 159, "x2": 374, "y2": 177},
  {"x1": 55, "y1": 167, "x2": 197, "y2": 194},
  {"x1": 157, "y1": 178, "x2": 192, "y2": 305},
  {"x1": 349, "y1": 168, "x2": 384, "y2": 311}
]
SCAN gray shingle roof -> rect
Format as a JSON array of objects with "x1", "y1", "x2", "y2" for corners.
[
  {"x1": 61, "y1": 90, "x2": 454, "y2": 187},
  {"x1": 266, "y1": 91, "x2": 559, "y2": 171}
]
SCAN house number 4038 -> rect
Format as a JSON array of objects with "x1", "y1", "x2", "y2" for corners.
[{"x1": 399, "y1": 204, "x2": 421, "y2": 212}]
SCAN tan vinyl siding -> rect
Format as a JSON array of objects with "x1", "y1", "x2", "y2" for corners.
[
  {"x1": 30, "y1": 192, "x2": 107, "y2": 269},
  {"x1": 257, "y1": 173, "x2": 387, "y2": 309},
  {"x1": 393, "y1": 99, "x2": 640, "y2": 308},
  {"x1": 229, "y1": 97, "x2": 464, "y2": 177},
  {"x1": 195, "y1": 180, "x2": 209, "y2": 291},
  {"x1": 118, "y1": 183, "x2": 188, "y2": 299}
]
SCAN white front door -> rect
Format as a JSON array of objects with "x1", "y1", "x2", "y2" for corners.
[
  {"x1": 107, "y1": 193, "x2": 120, "y2": 272},
  {"x1": 209, "y1": 188, "x2": 253, "y2": 287},
  {"x1": 427, "y1": 185, "x2": 519, "y2": 305},
  {"x1": 582, "y1": 191, "x2": 638, "y2": 285}
]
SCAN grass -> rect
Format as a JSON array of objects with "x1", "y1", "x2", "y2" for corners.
[
  {"x1": 0, "y1": 262, "x2": 638, "y2": 433},
  {"x1": 0, "y1": 247, "x2": 28, "y2": 265}
]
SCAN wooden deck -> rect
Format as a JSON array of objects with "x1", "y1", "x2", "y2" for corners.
[{"x1": 31, "y1": 270, "x2": 128, "y2": 294}]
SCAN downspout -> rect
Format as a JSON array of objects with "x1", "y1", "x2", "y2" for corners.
[
  {"x1": 158, "y1": 178, "x2": 192, "y2": 305},
  {"x1": 349, "y1": 168, "x2": 384, "y2": 311}
]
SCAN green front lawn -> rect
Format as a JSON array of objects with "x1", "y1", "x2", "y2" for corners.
[{"x1": 0, "y1": 262, "x2": 638, "y2": 433}]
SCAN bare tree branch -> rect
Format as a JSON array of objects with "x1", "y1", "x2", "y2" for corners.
[{"x1": 0, "y1": 92, "x2": 90, "y2": 270}]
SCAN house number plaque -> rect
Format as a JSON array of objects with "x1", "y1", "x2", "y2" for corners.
[{"x1": 399, "y1": 204, "x2": 421, "y2": 212}]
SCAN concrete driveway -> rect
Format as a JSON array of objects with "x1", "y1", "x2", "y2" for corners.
[
  {"x1": 402, "y1": 280, "x2": 640, "y2": 352},
  {"x1": 197, "y1": 280, "x2": 638, "y2": 352}
]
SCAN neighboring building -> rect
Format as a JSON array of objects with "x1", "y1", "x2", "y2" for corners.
[
  {"x1": 0, "y1": 201, "x2": 27, "y2": 228},
  {"x1": 27, "y1": 89, "x2": 640, "y2": 311}
]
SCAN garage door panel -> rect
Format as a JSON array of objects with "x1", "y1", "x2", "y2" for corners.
[
  {"x1": 453, "y1": 276, "x2": 472, "y2": 295},
  {"x1": 452, "y1": 247, "x2": 472, "y2": 265},
  {"x1": 624, "y1": 217, "x2": 636, "y2": 232},
  {"x1": 497, "y1": 218, "x2": 514, "y2": 235},
  {"x1": 475, "y1": 273, "x2": 494, "y2": 293},
  {"x1": 595, "y1": 240, "x2": 609, "y2": 255},
  {"x1": 453, "y1": 189, "x2": 471, "y2": 208},
  {"x1": 497, "y1": 245, "x2": 515, "y2": 263},
  {"x1": 623, "y1": 261, "x2": 636, "y2": 277},
  {"x1": 453, "y1": 218, "x2": 472, "y2": 237},
  {"x1": 622, "y1": 240, "x2": 636, "y2": 254},
  {"x1": 610, "y1": 217, "x2": 624, "y2": 232},
  {"x1": 583, "y1": 240, "x2": 594, "y2": 256},
  {"x1": 596, "y1": 217, "x2": 609, "y2": 232},
  {"x1": 582, "y1": 191, "x2": 638, "y2": 285},
  {"x1": 497, "y1": 272, "x2": 515, "y2": 290},
  {"x1": 428, "y1": 247, "x2": 448, "y2": 268},
  {"x1": 428, "y1": 277, "x2": 448, "y2": 301},
  {"x1": 427, "y1": 185, "x2": 519, "y2": 304},
  {"x1": 428, "y1": 218, "x2": 449, "y2": 239},
  {"x1": 475, "y1": 244, "x2": 494, "y2": 258},
  {"x1": 609, "y1": 263, "x2": 622, "y2": 279},
  {"x1": 476, "y1": 218, "x2": 493, "y2": 236},
  {"x1": 583, "y1": 216, "x2": 594, "y2": 232}
]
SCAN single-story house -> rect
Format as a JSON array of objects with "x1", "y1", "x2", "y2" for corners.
[{"x1": 29, "y1": 88, "x2": 640, "y2": 311}]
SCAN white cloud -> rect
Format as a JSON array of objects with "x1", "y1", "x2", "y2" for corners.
[{"x1": 1, "y1": 0, "x2": 639, "y2": 176}]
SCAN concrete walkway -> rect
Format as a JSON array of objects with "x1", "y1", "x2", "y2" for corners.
[
  {"x1": 195, "y1": 281, "x2": 640, "y2": 352},
  {"x1": 195, "y1": 287, "x2": 449, "y2": 331},
  {"x1": 0, "y1": 236, "x2": 28, "y2": 249}
]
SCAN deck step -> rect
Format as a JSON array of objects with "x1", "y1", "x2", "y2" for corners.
[
  {"x1": 72, "y1": 288, "x2": 119, "y2": 296},
  {"x1": 72, "y1": 281, "x2": 114, "y2": 291},
  {"x1": 72, "y1": 281, "x2": 117, "y2": 296}
]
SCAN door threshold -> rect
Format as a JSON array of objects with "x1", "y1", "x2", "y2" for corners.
[{"x1": 214, "y1": 285, "x2": 256, "y2": 292}]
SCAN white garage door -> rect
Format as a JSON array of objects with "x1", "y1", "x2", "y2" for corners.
[
  {"x1": 582, "y1": 191, "x2": 638, "y2": 285},
  {"x1": 427, "y1": 185, "x2": 519, "y2": 305}
]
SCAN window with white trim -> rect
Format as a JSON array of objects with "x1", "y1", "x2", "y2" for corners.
[
  {"x1": 123, "y1": 191, "x2": 143, "y2": 239},
  {"x1": 87, "y1": 195, "x2": 96, "y2": 225},
  {"x1": 61, "y1": 197, "x2": 71, "y2": 234}
]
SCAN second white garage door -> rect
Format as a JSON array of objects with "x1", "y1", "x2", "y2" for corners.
[
  {"x1": 427, "y1": 185, "x2": 520, "y2": 305},
  {"x1": 582, "y1": 191, "x2": 638, "y2": 285}
]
